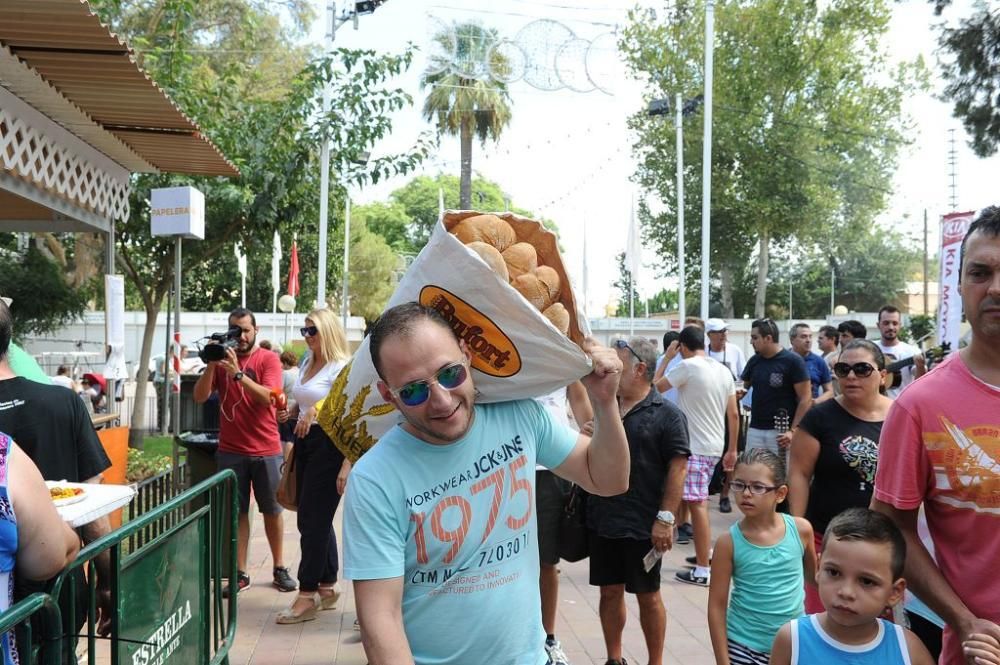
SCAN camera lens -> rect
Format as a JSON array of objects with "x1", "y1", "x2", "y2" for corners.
[{"x1": 199, "y1": 344, "x2": 228, "y2": 364}]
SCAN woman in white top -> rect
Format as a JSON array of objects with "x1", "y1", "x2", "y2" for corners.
[{"x1": 275, "y1": 308, "x2": 350, "y2": 623}]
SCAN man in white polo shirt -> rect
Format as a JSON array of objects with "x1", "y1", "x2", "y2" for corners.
[{"x1": 655, "y1": 325, "x2": 739, "y2": 586}]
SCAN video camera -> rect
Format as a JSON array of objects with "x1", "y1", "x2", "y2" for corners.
[{"x1": 198, "y1": 326, "x2": 242, "y2": 363}]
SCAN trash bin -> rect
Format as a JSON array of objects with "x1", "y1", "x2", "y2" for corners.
[{"x1": 176, "y1": 431, "x2": 241, "y2": 576}]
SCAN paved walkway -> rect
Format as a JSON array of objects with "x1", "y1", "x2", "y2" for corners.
[{"x1": 231, "y1": 496, "x2": 738, "y2": 665}]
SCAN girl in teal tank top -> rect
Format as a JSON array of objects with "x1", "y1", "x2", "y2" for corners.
[{"x1": 707, "y1": 449, "x2": 817, "y2": 665}]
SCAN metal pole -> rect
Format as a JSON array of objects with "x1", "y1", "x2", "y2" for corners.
[
  {"x1": 317, "y1": 1, "x2": 336, "y2": 308},
  {"x1": 104, "y1": 221, "x2": 116, "y2": 417},
  {"x1": 788, "y1": 280, "x2": 792, "y2": 322},
  {"x1": 342, "y1": 195, "x2": 351, "y2": 330},
  {"x1": 830, "y1": 268, "x2": 835, "y2": 317},
  {"x1": 172, "y1": 237, "x2": 182, "y2": 436},
  {"x1": 676, "y1": 93, "x2": 686, "y2": 319},
  {"x1": 923, "y1": 208, "x2": 929, "y2": 316},
  {"x1": 700, "y1": 1, "x2": 715, "y2": 321},
  {"x1": 160, "y1": 284, "x2": 171, "y2": 436}
]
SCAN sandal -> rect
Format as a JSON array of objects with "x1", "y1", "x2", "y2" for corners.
[
  {"x1": 276, "y1": 594, "x2": 318, "y2": 624},
  {"x1": 317, "y1": 583, "x2": 341, "y2": 610}
]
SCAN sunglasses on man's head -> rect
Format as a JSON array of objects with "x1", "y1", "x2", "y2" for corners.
[
  {"x1": 613, "y1": 339, "x2": 643, "y2": 364},
  {"x1": 300, "y1": 325, "x2": 319, "y2": 337},
  {"x1": 832, "y1": 362, "x2": 877, "y2": 379},
  {"x1": 389, "y1": 361, "x2": 468, "y2": 407}
]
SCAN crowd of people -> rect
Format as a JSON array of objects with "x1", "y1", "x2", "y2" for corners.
[{"x1": 1, "y1": 207, "x2": 998, "y2": 665}]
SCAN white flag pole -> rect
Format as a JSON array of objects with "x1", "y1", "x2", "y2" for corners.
[{"x1": 272, "y1": 231, "x2": 281, "y2": 342}]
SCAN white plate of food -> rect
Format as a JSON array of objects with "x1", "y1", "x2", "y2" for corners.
[{"x1": 47, "y1": 483, "x2": 88, "y2": 507}]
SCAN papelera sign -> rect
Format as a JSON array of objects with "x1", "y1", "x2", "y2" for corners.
[{"x1": 151, "y1": 186, "x2": 205, "y2": 239}]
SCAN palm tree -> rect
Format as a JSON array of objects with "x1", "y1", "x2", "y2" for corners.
[{"x1": 421, "y1": 22, "x2": 513, "y2": 209}]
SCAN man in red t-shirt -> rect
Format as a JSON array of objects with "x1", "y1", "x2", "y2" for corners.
[
  {"x1": 194, "y1": 307, "x2": 295, "y2": 596},
  {"x1": 873, "y1": 206, "x2": 1000, "y2": 664}
]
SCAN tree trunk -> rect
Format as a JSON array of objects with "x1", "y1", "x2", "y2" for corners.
[
  {"x1": 754, "y1": 230, "x2": 770, "y2": 318},
  {"x1": 128, "y1": 299, "x2": 162, "y2": 450},
  {"x1": 459, "y1": 116, "x2": 473, "y2": 209},
  {"x1": 720, "y1": 265, "x2": 735, "y2": 318}
]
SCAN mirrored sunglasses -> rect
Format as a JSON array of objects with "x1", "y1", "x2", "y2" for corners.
[{"x1": 391, "y1": 361, "x2": 468, "y2": 407}]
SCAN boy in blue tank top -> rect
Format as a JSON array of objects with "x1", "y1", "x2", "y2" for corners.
[{"x1": 770, "y1": 508, "x2": 940, "y2": 665}]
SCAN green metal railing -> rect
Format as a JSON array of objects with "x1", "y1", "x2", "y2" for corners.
[
  {"x1": 46, "y1": 470, "x2": 238, "y2": 665},
  {"x1": 0, "y1": 593, "x2": 62, "y2": 665}
]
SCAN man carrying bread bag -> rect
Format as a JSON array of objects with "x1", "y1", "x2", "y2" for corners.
[{"x1": 341, "y1": 302, "x2": 629, "y2": 665}]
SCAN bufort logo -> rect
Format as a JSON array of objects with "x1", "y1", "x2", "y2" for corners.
[{"x1": 419, "y1": 286, "x2": 522, "y2": 377}]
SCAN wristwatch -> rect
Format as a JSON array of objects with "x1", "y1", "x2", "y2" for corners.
[
  {"x1": 656, "y1": 510, "x2": 676, "y2": 525},
  {"x1": 233, "y1": 371, "x2": 244, "y2": 382}
]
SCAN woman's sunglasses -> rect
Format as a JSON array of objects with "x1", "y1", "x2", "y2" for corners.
[
  {"x1": 300, "y1": 325, "x2": 319, "y2": 337},
  {"x1": 613, "y1": 339, "x2": 643, "y2": 364},
  {"x1": 832, "y1": 362, "x2": 877, "y2": 379},
  {"x1": 389, "y1": 361, "x2": 468, "y2": 407}
]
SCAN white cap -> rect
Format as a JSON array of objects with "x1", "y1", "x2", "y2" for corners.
[{"x1": 706, "y1": 318, "x2": 728, "y2": 333}]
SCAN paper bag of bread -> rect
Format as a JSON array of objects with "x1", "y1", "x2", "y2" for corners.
[{"x1": 318, "y1": 210, "x2": 591, "y2": 463}]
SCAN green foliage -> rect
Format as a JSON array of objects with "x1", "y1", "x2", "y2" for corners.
[
  {"x1": 420, "y1": 22, "x2": 514, "y2": 209},
  {"x1": 931, "y1": 2, "x2": 1000, "y2": 157},
  {"x1": 0, "y1": 246, "x2": 89, "y2": 336},
  {"x1": 612, "y1": 252, "x2": 641, "y2": 317},
  {"x1": 126, "y1": 447, "x2": 172, "y2": 483},
  {"x1": 624, "y1": 0, "x2": 925, "y2": 316},
  {"x1": 909, "y1": 313, "x2": 935, "y2": 343}
]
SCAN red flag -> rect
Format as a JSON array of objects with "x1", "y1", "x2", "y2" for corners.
[{"x1": 287, "y1": 241, "x2": 300, "y2": 297}]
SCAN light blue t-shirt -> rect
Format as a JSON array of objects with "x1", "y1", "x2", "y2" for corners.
[
  {"x1": 791, "y1": 615, "x2": 909, "y2": 664},
  {"x1": 343, "y1": 399, "x2": 578, "y2": 665},
  {"x1": 656, "y1": 353, "x2": 681, "y2": 403}
]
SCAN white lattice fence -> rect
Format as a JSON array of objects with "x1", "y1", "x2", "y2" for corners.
[{"x1": 0, "y1": 105, "x2": 130, "y2": 223}]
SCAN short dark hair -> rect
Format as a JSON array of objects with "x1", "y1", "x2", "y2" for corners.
[
  {"x1": 279, "y1": 350, "x2": 298, "y2": 367},
  {"x1": 960, "y1": 206, "x2": 1000, "y2": 280},
  {"x1": 751, "y1": 318, "x2": 779, "y2": 343},
  {"x1": 368, "y1": 302, "x2": 457, "y2": 379},
  {"x1": 837, "y1": 320, "x2": 867, "y2": 339},
  {"x1": 819, "y1": 325, "x2": 839, "y2": 343},
  {"x1": 877, "y1": 305, "x2": 900, "y2": 322},
  {"x1": 842, "y1": 339, "x2": 886, "y2": 370},
  {"x1": 789, "y1": 322, "x2": 810, "y2": 342},
  {"x1": 0, "y1": 300, "x2": 11, "y2": 360},
  {"x1": 662, "y1": 331, "x2": 680, "y2": 349},
  {"x1": 229, "y1": 307, "x2": 257, "y2": 327},
  {"x1": 735, "y1": 448, "x2": 786, "y2": 485},
  {"x1": 678, "y1": 325, "x2": 704, "y2": 351},
  {"x1": 57, "y1": 365, "x2": 70, "y2": 375},
  {"x1": 822, "y1": 508, "x2": 906, "y2": 580}
]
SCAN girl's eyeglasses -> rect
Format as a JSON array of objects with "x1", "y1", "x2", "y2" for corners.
[
  {"x1": 300, "y1": 325, "x2": 319, "y2": 337},
  {"x1": 832, "y1": 362, "x2": 877, "y2": 379},
  {"x1": 730, "y1": 480, "x2": 780, "y2": 495},
  {"x1": 613, "y1": 339, "x2": 643, "y2": 364},
  {"x1": 389, "y1": 361, "x2": 468, "y2": 407}
]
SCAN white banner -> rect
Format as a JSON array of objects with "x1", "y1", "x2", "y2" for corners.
[{"x1": 937, "y1": 211, "x2": 975, "y2": 349}]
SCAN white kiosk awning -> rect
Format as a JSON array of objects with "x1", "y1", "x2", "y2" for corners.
[{"x1": 0, "y1": 0, "x2": 238, "y2": 233}]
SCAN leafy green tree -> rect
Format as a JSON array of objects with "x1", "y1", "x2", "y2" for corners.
[
  {"x1": 346, "y1": 218, "x2": 399, "y2": 322},
  {"x1": 928, "y1": 1, "x2": 1000, "y2": 156},
  {"x1": 420, "y1": 23, "x2": 513, "y2": 209},
  {"x1": 624, "y1": 0, "x2": 923, "y2": 317},
  {"x1": 0, "y1": 246, "x2": 89, "y2": 337},
  {"x1": 612, "y1": 253, "x2": 642, "y2": 317}
]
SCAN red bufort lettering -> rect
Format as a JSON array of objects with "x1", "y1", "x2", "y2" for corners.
[{"x1": 212, "y1": 347, "x2": 282, "y2": 456}]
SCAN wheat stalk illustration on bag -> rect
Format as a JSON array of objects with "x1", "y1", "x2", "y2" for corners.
[{"x1": 318, "y1": 359, "x2": 396, "y2": 463}]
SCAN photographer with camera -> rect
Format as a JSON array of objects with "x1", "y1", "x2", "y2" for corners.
[{"x1": 194, "y1": 307, "x2": 296, "y2": 597}]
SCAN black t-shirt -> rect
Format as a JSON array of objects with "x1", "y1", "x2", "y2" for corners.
[
  {"x1": 741, "y1": 349, "x2": 809, "y2": 429},
  {"x1": 0, "y1": 377, "x2": 110, "y2": 482},
  {"x1": 587, "y1": 388, "x2": 690, "y2": 540},
  {"x1": 799, "y1": 399, "x2": 882, "y2": 534}
]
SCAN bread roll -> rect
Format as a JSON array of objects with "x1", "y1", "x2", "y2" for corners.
[
  {"x1": 511, "y1": 273, "x2": 549, "y2": 310},
  {"x1": 542, "y1": 303, "x2": 570, "y2": 335},
  {"x1": 534, "y1": 266, "x2": 561, "y2": 305},
  {"x1": 466, "y1": 241, "x2": 509, "y2": 281},
  {"x1": 451, "y1": 214, "x2": 516, "y2": 251},
  {"x1": 501, "y1": 243, "x2": 538, "y2": 280}
]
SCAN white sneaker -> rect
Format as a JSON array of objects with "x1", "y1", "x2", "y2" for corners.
[{"x1": 545, "y1": 639, "x2": 571, "y2": 665}]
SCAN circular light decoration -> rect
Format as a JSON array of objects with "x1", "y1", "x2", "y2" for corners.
[
  {"x1": 424, "y1": 15, "x2": 457, "y2": 77},
  {"x1": 585, "y1": 31, "x2": 625, "y2": 96},
  {"x1": 514, "y1": 19, "x2": 575, "y2": 91},
  {"x1": 556, "y1": 37, "x2": 596, "y2": 93},
  {"x1": 451, "y1": 22, "x2": 497, "y2": 80},
  {"x1": 488, "y1": 38, "x2": 527, "y2": 84}
]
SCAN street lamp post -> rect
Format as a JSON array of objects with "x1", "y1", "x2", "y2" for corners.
[{"x1": 700, "y1": 0, "x2": 716, "y2": 322}]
